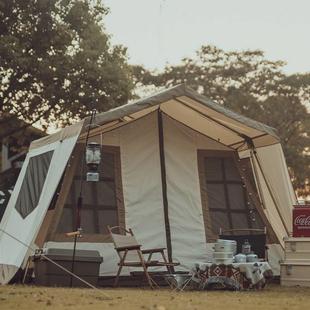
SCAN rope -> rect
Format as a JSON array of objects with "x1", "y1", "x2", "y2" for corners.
[{"x1": 0, "y1": 228, "x2": 111, "y2": 300}]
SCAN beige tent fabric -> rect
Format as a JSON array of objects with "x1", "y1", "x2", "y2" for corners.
[
  {"x1": 244, "y1": 155, "x2": 289, "y2": 248},
  {"x1": 162, "y1": 114, "x2": 239, "y2": 270},
  {"x1": 254, "y1": 144, "x2": 295, "y2": 233},
  {"x1": 176, "y1": 96, "x2": 265, "y2": 138},
  {"x1": 83, "y1": 84, "x2": 279, "y2": 146},
  {"x1": 160, "y1": 98, "x2": 278, "y2": 150},
  {"x1": 30, "y1": 121, "x2": 84, "y2": 150},
  {"x1": 30, "y1": 84, "x2": 279, "y2": 153},
  {"x1": 161, "y1": 100, "x2": 243, "y2": 147},
  {"x1": 45, "y1": 112, "x2": 167, "y2": 276},
  {"x1": 0, "y1": 135, "x2": 80, "y2": 284},
  {"x1": 118, "y1": 112, "x2": 167, "y2": 271},
  {"x1": 163, "y1": 114, "x2": 208, "y2": 270},
  {"x1": 0, "y1": 264, "x2": 18, "y2": 285},
  {"x1": 238, "y1": 144, "x2": 295, "y2": 246}
]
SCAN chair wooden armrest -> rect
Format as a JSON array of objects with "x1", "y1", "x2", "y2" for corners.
[
  {"x1": 141, "y1": 247, "x2": 166, "y2": 254},
  {"x1": 115, "y1": 244, "x2": 141, "y2": 252},
  {"x1": 122, "y1": 260, "x2": 160, "y2": 267}
]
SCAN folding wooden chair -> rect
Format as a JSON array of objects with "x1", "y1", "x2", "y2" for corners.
[{"x1": 108, "y1": 225, "x2": 179, "y2": 289}]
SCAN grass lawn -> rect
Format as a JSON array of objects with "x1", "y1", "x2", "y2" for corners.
[{"x1": 0, "y1": 284, "x2": 309, "y2": 310}]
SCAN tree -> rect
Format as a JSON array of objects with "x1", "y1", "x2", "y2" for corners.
[
  {"x1": 0, "y1": 0, "x2": 134, "y2": 139},
  {"x1": 133, "y1": 45, "x2": 310, "y2": 194}
]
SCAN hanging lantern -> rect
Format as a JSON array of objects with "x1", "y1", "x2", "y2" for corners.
[{"x1": 85, "y1": 142, "x2": 101, "y2": 182}]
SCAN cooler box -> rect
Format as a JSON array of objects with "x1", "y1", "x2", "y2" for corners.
[
  {"x1": 283, "y1": 237, "x2": 310, "y2": 260},
  {"x1": 293, "y1": 205, "x2": 310, "y2": 237},
  {"x1": 33, "y1": 248, "x2": 103, "y2": 287},
  {"x1": 281, "y1": 262, "x2": 310, "y2": 287},
  {"x1": 281, "y1": 237, "x2": 310, "y2": 287}
]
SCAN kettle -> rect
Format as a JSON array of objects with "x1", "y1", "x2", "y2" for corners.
[{"x1": 242, "y1": 239, "x2": 251, "y2": 254}]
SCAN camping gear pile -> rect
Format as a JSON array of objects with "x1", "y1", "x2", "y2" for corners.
[
  {"x1": 187, "y1": 239, "x2": 271, "y2": 290},
  {"x1": 281, "y1": 205, "x2": 310, "y2": 287},
  {"x1": 213, "y1": 239, "x2": 260, "y2": 264},
  {"x1": 191, "y1": 261, "x2": 272, "y2": 290}
]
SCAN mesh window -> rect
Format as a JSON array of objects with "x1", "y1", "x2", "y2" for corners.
[
  {"x1": 57, "y1": 207, "x2": 73, "y2": 233},
  {"x1": 210, "y1": 211, "x2": 230, "y2": 234},
  {"x1": 250, "y1": 211, "x2": 265, "y2": 229},
  {"x1": 204, "y1": 158, "x2": 223, "y2": 181},
  {"x1": 202, "y1": 153, "x2": 264, "y2": 235},
  {"x1": 98, "y1": 210, "x2": 118, "y2": 234},
  {"x1": 227, "y1": 184, "x2": 246, "y2": 210},
  {"x1": 231, "y1": 213, "x2": 249, "y2": 229},
  {"x1": 206, "y1": 184, "x2": 226, "y2": 209},
  {"x1": 224, "y1": 157, "x2": 240, "y2": 181},
  {"x1": 15, "y1": 151, "x2": 53, "y2": 218},
  {"x1": 57, "y1": 147, "x2": 121, "y2": 235},
  {"x1": 80, "y1": 209, "x2": 96, "y2": 233},
  {"x1": 97, "y1": 182, "x2": 117, "y2": 206},
  {"x1": 101, "y1": 152, "x2": 115, "y2": 178}
]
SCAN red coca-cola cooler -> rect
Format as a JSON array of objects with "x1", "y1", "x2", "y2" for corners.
[{"x1": 293, "y1": 205, "x2": 310, "y2": 237}]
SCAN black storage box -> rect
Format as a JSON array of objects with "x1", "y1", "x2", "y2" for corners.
[{"x1": 32, "y1": 248, "x2": 103, "y2": 287}]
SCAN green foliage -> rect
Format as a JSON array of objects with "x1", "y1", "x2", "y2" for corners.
[
  {"x1": 0, "y1": 0, "x2": 134, "y2": 138},
  {"x1": 133, "y1": 45, "x2": 310, "y2": 193}
]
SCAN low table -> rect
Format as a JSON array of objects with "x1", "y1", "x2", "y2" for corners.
[{"x1": 191, "y1": 261, "x2": 272, "y2": 290}]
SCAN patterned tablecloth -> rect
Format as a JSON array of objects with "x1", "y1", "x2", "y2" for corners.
[{"x1": 191, "y1": 262, "x2": 272, "y2": 290}]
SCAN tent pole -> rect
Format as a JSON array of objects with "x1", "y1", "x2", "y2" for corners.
[
  {"x1": 70, "y1": 108, "x2": 97, "y2": 287},
  {"x1": 157, "y1": 109, "x2": 173, "y2": 267}
]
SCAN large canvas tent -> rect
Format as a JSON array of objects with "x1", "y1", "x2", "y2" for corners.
[{"x1": 0, "y1": 84, "x2": 296, "y2": 284}]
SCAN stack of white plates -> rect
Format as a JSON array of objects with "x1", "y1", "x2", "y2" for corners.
[
  {"x1": 213, "y1": 251, "x2": 234, "y2": 264},
  {"x1": 213, "y1": 240, "x2": 237, "y2": 264}
]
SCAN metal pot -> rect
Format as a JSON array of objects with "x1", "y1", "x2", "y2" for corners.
[
  {"x1": 234, "y1": 253, "x2": 247, "y2": 263},
  {"x1": 213, "y1": 252, "x2": 234, "y2": 259},
  {"x1": 246, "y1": 253, "x2": 258, "y2": 263},
  {"x1": 214, "y1": 239, "x2": 237, "y2": 254},
  {"x1": 214, "y1": 258, "x2": 234, "y2": 264}
]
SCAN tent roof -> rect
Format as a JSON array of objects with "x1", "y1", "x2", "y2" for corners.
[
  {"x1": 82, "y1": 84, "x2": 279, "y2": 150},
  {"x1": 90, "y1": 84, "x2": 278, "y2": 136},
  {"x1": 31, "y1": 84, "x2": 279, "y2": 150}
]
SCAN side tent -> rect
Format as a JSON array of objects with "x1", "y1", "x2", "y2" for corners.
[
  {"x1": 0, "y1": 123, "x2": 83, "y2": 284},
  {"x1": 0, "y1": 84, "x2": 296, "y2": 284}
]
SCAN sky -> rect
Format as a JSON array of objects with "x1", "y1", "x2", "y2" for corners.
[{"x1": 103, "y1": 0, "x2": 310, "y2": 74}]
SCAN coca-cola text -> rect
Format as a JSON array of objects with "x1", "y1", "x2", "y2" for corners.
[{"x1": 294, "y1": 215, "x2": 310, "y2": 226}]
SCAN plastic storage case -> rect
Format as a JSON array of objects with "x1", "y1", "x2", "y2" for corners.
[{"x1": 32, "y1": 248, "x2": 103, "y2": 287}]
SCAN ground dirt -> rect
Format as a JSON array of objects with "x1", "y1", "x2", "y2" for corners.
[{"x1": 0, "y1": 284, "x2": 309, "y2": 310}]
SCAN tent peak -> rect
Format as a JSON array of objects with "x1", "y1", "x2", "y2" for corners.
[{"x1": 88, "y1": 84, "x2": 279, "y2": 142}]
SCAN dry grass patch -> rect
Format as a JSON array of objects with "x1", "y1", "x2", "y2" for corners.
[{"x1": 0, "y1": 284, "x2": 310, "y2": 310}]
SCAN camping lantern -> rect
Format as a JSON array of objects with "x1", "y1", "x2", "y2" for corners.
[{"x1": 85, "y1": 142, "x2": 101, "y2": 182}]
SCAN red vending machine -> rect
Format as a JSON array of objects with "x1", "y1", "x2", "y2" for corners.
[{"x1": 293, "y1": 205, "x2": 310, "y2": 237}]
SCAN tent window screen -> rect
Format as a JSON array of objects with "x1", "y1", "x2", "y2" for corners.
[
  {"x1": 57, "y1": 146, "x2": 123, "y2": 236},
  {"x1": 15, "y1": 151, "x2": 54, "y2": 218},
  {"x1": 201, "y1": 153, "x2": 263, "y2": 235}
]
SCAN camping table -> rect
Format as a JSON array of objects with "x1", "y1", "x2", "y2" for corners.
[{"x1": 191, "y1": 261, "x2": 272, "y2": 290}]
